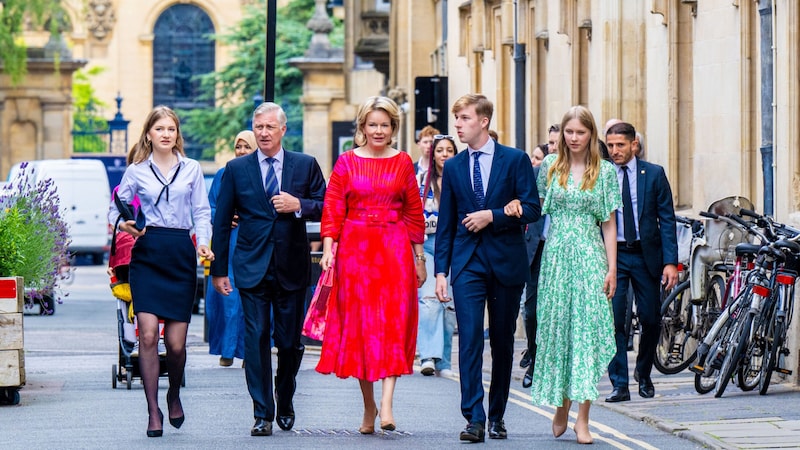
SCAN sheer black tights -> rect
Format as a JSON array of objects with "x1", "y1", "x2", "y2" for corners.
[{"x1": 137, "y1": 312, "x2": 188, "y2": 430}]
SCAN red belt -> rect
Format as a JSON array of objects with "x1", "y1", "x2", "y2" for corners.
[{"x1": 347, "y1": 208, "x2": 400, "y2": 223}]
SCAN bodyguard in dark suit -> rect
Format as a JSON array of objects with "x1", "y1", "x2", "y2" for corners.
[
  {"x1": 604, "y1": 122, "x2": 678, "y2": 403},
  {"x1": 435, "y1": 94, "x2": 540, "y2": 442},
  {"x1": 521, "y1": 166, "x2": 546, "y2": 389},
  {"x1": 211, "y1": 102, "x2": 326, "y2": 436}
]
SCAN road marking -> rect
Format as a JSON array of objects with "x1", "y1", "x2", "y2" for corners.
[{"x1": 416, "y1": 365, "x2": 658, "y2": 449}]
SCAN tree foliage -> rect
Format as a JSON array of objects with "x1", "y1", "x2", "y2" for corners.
[
  {"x1": 180, "y1": 0, "x2": 343, "y2": 156},
  {"x1": 0, "y1": 0, "x2": 63, "y2": 85},
  {"x1": 72, "y1": 66, "x2": 109, "y2": 153}
]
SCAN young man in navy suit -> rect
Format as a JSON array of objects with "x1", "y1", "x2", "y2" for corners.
[
  {"x1": 211, "y1": 102, "x2": 326, "y2": 436},
  {"x1": 604, "y1": 122, "x2": 678, "y2": 403},
  {"x1": 434, "y1": 94, "x2": 540, "y2": 442}
]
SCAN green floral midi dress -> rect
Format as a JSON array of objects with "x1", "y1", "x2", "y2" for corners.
[{"x1": 530, "y1": 154, "x2": 621, "y2": 407}]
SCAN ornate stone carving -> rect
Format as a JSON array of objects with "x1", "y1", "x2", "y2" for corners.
[{"x1": 86, "y1": 0, "x2": 116, "y2": 41}]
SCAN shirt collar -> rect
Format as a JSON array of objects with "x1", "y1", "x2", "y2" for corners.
[
  {"x1": 615, "y1": 157, "x2": 637, "y2": 173},
  {"x1": 468, "y1": 136, "x2": 495, "y2": 157},
  {"x1": 258, "y1": 148, "x2": 285, "y2": 165},
  {"x1": 146, "y1": 151, "x2": 186, "y2": 168}
]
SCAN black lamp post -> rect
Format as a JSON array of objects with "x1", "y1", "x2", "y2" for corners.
[{"x1": 107, "y1": 93, "x2": 130, "y2": 154}]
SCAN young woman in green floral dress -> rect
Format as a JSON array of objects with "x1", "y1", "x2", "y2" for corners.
[{"x1": 509, "y1": 106, "x2": 621, "y2": 444}]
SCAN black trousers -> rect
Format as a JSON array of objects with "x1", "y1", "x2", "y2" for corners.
[
  {"x1": 239, "y1": 274, "x2": 305, "y2": 420},
  {"x1": 523, "y1": 239, "x2": 545, "y2": 371}
]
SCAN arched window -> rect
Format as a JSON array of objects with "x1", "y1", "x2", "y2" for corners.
[{"x1": 153, "y1": 4, "x2": 214, "y2": 160}]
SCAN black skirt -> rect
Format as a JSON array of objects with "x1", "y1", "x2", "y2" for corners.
[{"x1": 130, "y1": 227, "x2": 196, "y2": 322}]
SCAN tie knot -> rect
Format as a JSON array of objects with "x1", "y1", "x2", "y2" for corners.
[
  {"x1": 266, "y1": 157, "x2": 277, "y2": 164},
  {"x1": 474, "y1": 151, "x2": 482, "y2": 159}
]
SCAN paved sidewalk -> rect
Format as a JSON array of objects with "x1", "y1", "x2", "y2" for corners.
[{"x1": 491, "y1": 337, "x2": 800, "y2": 449}]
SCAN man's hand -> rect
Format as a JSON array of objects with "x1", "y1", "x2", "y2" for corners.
[
  {"x1": 462, "y1": 210, "x2": 493, "y2": 233},
  {"x1": 212, "y1": 276, "x2": 232, "y2": 296},
  {"x1": 504, "y1": 199, "x2": 522, "y2": 218},
  {"x1": 662, "y1": 264, "x2": 679, "y2": 291},
  {"x1": 435, "y1": 274, "x2": 450, "y2": 302},
  {"x1": 270, "y1": 191, "x2": 301, "y2": 214}
]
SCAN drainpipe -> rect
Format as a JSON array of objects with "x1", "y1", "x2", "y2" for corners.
[
  {"x1": 758, "y1": 1, "x2": 774, "y2": 215},
  {"x1": 513, "y1": 0, "x2": 526, "y2": 150}
]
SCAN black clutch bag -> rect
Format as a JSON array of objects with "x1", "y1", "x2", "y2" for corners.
[{"x1": 113, "y1": 192, "x2": 146, "y2": 231}]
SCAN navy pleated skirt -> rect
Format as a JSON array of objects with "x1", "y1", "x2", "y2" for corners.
[{"x1": 130, "y1": 227, "x2": 196, "y2": 323}]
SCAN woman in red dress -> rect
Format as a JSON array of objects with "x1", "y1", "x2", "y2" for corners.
[{"x1": 317, "y1": 96, "x2": 426, "y2": 433}]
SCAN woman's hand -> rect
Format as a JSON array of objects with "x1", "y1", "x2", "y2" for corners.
[
  {"x1": 603, "y1": 270, "x2": 616, "y2": 300},
  {"x1": 416, "y1": 259, "x2": 427, "y2": 288},
  {"x1": 119, "y1": 220, "x2": 145, "y2": 238},
  {"x1": 198, "y1": 245, "x2": 214, "y2": 261},
  {"x1": 320, "y1": 250, "x2": 334, "y2": 271},
  {"x1": 504, "y1": 199, "x2": 522, "y2": 218}
]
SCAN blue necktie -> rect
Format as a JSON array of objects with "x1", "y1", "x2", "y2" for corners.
[
  {"x1": 472, "y1": 151, "x2": 485, "y2": 208},
  {"x1": 264, "y1": 157, "x2": 279, "y2": 198}
]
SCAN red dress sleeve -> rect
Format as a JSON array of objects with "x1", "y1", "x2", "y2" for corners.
[
  {"x1": 321, "y1": 153, "x2": 348, "y2": 241},
  {"x1": 399, "y1": 153, "x2": 425, "y2": 245}
]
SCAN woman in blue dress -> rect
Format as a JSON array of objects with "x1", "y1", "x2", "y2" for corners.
[{"x1": 206, "y1": 130, "x2": 256, "y2": 366}]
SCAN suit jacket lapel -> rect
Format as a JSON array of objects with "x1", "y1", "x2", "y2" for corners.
[
  {"x1": 456, "y1": 152, "x2": 480, "y2": 209},
  {"x1": 484, "y1": 146, "x2": 505, "y2": 203},
  {"x1": 282, "y1": 150, "x2": 295, "y2": 193},
  {"x1": 636, "y1": 159, "x2": 646, "y2": 219}
]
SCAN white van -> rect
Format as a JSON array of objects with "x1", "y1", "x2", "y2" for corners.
[{"x1": 7, "y1": 159, "x2": 111, "y2": 264}]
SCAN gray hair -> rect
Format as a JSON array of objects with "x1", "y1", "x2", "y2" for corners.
[{"x1": 253, "y1": 102, "x2": 287, "y2": 126}]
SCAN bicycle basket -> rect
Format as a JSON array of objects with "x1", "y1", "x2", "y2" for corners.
[{"x1": 704, "y1": 196, "x2": 756, "y2": 263}]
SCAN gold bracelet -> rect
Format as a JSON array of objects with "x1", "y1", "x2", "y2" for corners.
[{"x1": 415, "y1": 253, "x2": 427, "y2": 262}]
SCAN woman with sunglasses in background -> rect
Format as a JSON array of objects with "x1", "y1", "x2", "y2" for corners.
[{"x1": 416, "y1": 134, "x2": 459, "y2": 377}]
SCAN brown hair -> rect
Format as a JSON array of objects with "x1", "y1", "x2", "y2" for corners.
[
  {"x1": 423, "y1": 135, "x2": 458, "y2": 203},
  {"x1": 547, "y1": 105, "x2": 602, "y2": 191},
  {"x1": 131, "y1": 105, "x2": 185, "y2": 164},
  {"x1": 353, "y1": 96, "x2": 400, "y2": 147}
]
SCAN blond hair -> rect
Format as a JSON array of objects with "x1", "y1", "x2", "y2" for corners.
[
  {"x1": 353, "y1": 96, "x2": 400, "y2": 147},
  {"x1": 547, "y1": 105, "x2": 602, "y2": 191}
]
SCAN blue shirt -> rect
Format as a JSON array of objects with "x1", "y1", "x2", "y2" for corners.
[
  {"x1": 109, "y1": 152, "x2": 212, "y2": 247},
  {"x1": 614, "y1": 157, "x2": 640, "y2": 242}
]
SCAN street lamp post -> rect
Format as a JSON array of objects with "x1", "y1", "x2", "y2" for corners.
[
  {"x1": 107, "y1": 93, "x2": 130, "y2": 154},
  {"x1": 265, "y1": 0, "x2": 276, "y2": 101}
]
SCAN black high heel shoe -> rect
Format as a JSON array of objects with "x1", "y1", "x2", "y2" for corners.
[
  {"x1": 147, "y1": 409, "x2": 164, "y2": 437},
  {"x1": 167, "y1": 389, "x2": 185, "y2": 429}
]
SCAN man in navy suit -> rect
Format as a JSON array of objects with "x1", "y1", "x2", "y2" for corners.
[
  {"x1": 520, "y1": 166, "x2": 546, "y2": 389},
  {"x1": 211, "y1": 102, "x2": 326, "y2": 436},
  {"x1": 434, "y1": 94, "x2": 540, "y2": 442},
  {"x1": 604, "y1": 122, "x2": 678, "y2": 403}
]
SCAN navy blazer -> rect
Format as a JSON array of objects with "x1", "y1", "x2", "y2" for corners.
[
  {"x1": 210, "y1": 150, "x2": 326, "y2": 291},
  {"x1": 524, "y1": 166, "x2": 545, "y2": 265},
  {"x1": 632, "y1": 158, "x2": 679, "y2": 279},
  {"x1": 435, "y1": 143, "x2": 541, "y2": 285}
]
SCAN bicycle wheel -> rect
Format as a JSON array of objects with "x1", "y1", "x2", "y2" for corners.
[
  {"x1": 759, "y1": 317, "x2": 784, "y2": 395},
  {"x1": 715, "y1": 312, "x2": 753, "y2": 398},
  {"x1": 736, "y1": 309, "x2": 769, "y2": 391},
  {"x1": 655, "y1": 280, "x2": 694, "y2": 374}
]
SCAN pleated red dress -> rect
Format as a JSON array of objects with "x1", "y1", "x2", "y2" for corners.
[{"x1": 316, "y1": 150, "x2": 425, "y2": 381}]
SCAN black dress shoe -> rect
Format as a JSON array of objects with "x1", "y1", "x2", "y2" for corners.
[
  {"x1": 147, "y1": 409, "x2": 164, "y2": 437},
  {"x1": 522, "y1": 366, "x2": 533, "y2": 389},
  {"x1": 251, "y1": 418, "x2": 273, "y2": 436},
  {"x1": 488, "y1": 420, "x2": 507, "y2": 439},
  {"x1": 639, "y1": 378, "x2": 655, "y2": 398},
  {"x1": 459, "y1": 422, "x2": 485, "y2": 443},
  {"x1": 167, "y1": 389, "x2": 185, "y2": 429},
  {"x1": 520, "y1": 349, "x2": 531, "y2": 368},
  {"x1": 276, "y1": 413, "x2": 295, "y2": 431},
  {"x1": 605, "y1": 386, "x2": 631, "y2": 403}
]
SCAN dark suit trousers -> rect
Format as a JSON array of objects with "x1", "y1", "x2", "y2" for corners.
[
  {"x1": 239, "y1": 274, "x2": 305, "y2": 420},
  {"x1": 524, "y1": 239, "x2": 545, "y2": 371},
  {"x1": 608, "y1": 247, "x2": 661, "y2": 388},
  {"x1": 452, "y1": 248, "x2": 523, "y2": 425}
]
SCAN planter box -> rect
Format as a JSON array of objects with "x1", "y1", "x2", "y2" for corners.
[{"x1": 0, "y1": 277, "x2": 24, "y2": 388}]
